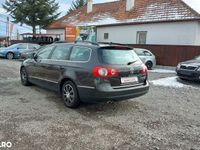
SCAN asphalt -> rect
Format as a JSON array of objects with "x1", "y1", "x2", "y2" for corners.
[{"x1": 0, "y1": 59, "x2": 200, "y2": 150}]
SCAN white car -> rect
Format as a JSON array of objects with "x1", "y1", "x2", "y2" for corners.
[{"x1": 134, "y1": 48, "x2": 156, "y2": 69}]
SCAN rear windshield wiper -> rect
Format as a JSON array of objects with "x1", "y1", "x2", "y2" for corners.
[{"x1": 127, "y1": 60, "x2": 138, "y2": 65}]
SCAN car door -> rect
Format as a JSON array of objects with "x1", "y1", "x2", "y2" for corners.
[
  {"x1": 27, "y1": 45, "x2": 55, "y2": 87},
  {"x1": 16, "y1": 43, "x2": 28, "y2": 57},
  {"x1": 42, "y1": 44, "x2": 73, "y2": 91}
]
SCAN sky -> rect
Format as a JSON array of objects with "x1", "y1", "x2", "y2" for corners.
[{"x1": 0, "y1": 0, "x2": 200, "y2": 37}]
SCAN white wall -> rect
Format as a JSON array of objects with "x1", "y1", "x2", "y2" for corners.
[
  {"x1": 97, "y1": 21, "x2": 200, "y2": 45},
  {"x1": 196, "y1": 22, "x2": 200, "y2": 45},
  {"x1": 46, "y1": 29, "x2": 65, "y2": 41}
]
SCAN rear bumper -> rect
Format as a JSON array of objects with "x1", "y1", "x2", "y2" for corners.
[
  {"x1": 78, "y1": 81, "x2": 149, "y2": 103},
  {"x1": 176, "y1": 69, "x2": 200, "y2": 81}
]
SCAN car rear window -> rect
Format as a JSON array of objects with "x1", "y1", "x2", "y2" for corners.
[{"x1": 98, "y1": 48, "x2": 140, "y2": 65}]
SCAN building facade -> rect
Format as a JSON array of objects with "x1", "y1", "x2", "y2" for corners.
[{"x1": 47, "y1": 0, "x2": 200, "y2": 45}]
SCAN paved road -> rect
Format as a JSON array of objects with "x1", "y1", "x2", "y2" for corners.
[{"x1": 0, "y1": 59, "x2": 200, "y2": 150}]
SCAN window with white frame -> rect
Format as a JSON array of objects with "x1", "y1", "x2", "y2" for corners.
[
  {"x1": 136, "y1": 31, "x2": 147, "y2": 44},
  {"x1": 104, "y1": 33, "x2": 109, "y2": 40}
]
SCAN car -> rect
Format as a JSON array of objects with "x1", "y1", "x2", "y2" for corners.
[
  {"x1": 176, "y1": 55, "x2": 200, "y2": 81},
  {"x1": 134, "y1": 48, "x2": 156, "y2": 70},
  {"x1": 20, "y1": 45, "x2": 44, "y2": 60},
  {"x1": 20, "y1": 42, "x2": 149, "y2": 108},
  {"x1": 0, "y1": 43, "x2": 40, "y2": 60}
]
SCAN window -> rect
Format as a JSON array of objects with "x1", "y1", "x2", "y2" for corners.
[
  {"x1": 28, "y1": 44, "x2": 40, "y2": 49},
  {"x1": 50, "y1": 45, "x2": 72, "y2": 60},
  {"x1": 143, "y1": 51, "x2": 152, "y2": 56},
  {"x1": 134, "y1": 49, "x2": 145, "y2": 56},
  {"x1": 37, "y1": 46, "x2": 55, "y2": 60},
  {"x1": 136, "y1": 31, "x2": 147, "y2": 44},
  {"x1": 70, "y1": 47, "x2": 91, "y2": 61},
  {"x1": 104, "y1": 33, "x2": 109, "y2": 40},
  {"x1": 18, "y1": 44, "x2": 27, "y2": 49},
  {"x1": 99, "y1": 49, "x2": 140, "y2": 65},
  {"x1": 134, "y1": 49, "x2": 152, "y2": 56}
]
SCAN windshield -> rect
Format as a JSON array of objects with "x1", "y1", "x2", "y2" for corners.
[{"x1": 99, "y1": 49, "x2": 140, "y2": 65}]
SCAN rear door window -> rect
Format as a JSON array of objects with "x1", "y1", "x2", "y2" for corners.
[
  {"x1": 18, "y1": 44, "x2": 28, "y2": 49},
  {"x1": 99, "y1": 48, "x2": 140, "y2": 65},
  {"x1": 70, "y1": 46, "x2": 91, "y2": 61},
  {"x1": 50, "y1": 45, "x2": 72, "y2": 60}
]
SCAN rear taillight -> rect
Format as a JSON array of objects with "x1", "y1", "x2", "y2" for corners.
[
  {"x1": 139, "y1": 65, "x2": 148, "y2": 75},
  {"x1": 93, "y1": 66, "x2": 119, "y2": 78}
]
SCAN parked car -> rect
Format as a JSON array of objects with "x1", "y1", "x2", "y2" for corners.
[
  {"x1": 134, "y1": 48, "x2": 156, "y2": 70},
  {"x1": 0, "y1": 43, "x2": 40, "y2": 59},
  {"x1": 20, "y1": 42, "x2": 149, "y2": 108},
  {"x1": 176, "y1": 55, "x2": 200, "y2": 81},
  {"x1": 20, "y1": 45, "x2": 44, "y2": 60}
]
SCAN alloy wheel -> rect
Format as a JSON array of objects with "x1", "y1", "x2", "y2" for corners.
[
  {"x1": 7, "y1": 53, "x2": 14, "y2": 60},
  {"x1": 63, "y1": 84, "x2": 75, "y2": 104}
]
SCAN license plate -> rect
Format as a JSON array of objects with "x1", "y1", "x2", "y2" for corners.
[{"x1": 121, "y1": 77, "x2": 138, "y2": 84}]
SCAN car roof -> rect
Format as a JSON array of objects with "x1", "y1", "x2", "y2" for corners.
[{"x1": 51, "y1": 41, "x2": 133, "y2": 50}]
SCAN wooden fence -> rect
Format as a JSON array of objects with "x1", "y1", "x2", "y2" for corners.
[{"x1": 129, "y1": 44, "x2": 200, "y2": 66}]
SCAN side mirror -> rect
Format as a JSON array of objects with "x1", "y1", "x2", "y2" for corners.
[{"x1": 33, "y1": 53, "x2": 37, "y2": 60}]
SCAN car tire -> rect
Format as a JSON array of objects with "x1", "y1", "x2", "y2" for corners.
[
  {"x1": 6, "y1": 52, "x2": 14, "y2": 60},
  {"x1": 62, "y1": 81, "x2": 80, "y2": 108},
  {"x1": 145, "y1": 61, "x2": 153, "y2": 70},
  {"x1": 20, "y1": 67, "x2": 31, "y2": 86}
]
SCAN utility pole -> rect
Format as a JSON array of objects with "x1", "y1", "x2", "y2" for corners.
[
  {"x1": 6, "y1": 17, "x2": 10, "y2": 46},
  {"x1": 17, "y1": 29, "x2": 19, "y2": 40}
]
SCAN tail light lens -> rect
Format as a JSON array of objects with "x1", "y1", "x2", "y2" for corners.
[
  {"x1": 139, "y1": 65, "x2": 148, "y2": 75},
  {"x1": 93, "y1": 66, "x2": 119, "y2": 78}
]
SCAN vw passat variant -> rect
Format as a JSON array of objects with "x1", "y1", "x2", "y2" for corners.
[{"x1": 20, "y1": 42, "x2": 149, "y2": 108}]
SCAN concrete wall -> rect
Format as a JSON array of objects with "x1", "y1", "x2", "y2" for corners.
[
  {"x1": 46, "y1": 29, "x2": 65, "y2": 41},
  {"x1": 97, "y1": 21, "x2": 200, "y2": 45}
]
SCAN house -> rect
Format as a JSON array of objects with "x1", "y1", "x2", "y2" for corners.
[{"x1": 47, "y1": 0, "x2": 200, "y2": 46}]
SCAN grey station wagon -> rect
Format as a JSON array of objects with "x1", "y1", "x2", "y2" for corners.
[{"x1": 20, "y1": 42, "x2": 149, "y2": 108}]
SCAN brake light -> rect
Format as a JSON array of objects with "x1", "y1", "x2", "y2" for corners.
[
  {"x1": 139, "y1": 65, "x2": 148, "y2": 75},
  {"x1": 93, "y1": 66, "x2": 119, "y2": 78}
]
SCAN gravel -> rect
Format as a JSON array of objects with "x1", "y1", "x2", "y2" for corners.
[{"x1": 0, "y1": 59, "x2": 200, "y2": 150}]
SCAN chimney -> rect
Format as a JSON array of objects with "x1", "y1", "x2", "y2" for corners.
[
  {"x1": 126, "y1": 0, "x2": 135, "y2": 11},
  {"x1": 87, "y1": 0, "x2": 93, "y2": 13}
]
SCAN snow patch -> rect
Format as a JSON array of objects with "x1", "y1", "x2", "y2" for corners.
[
  {"x1": 149, "y1": 69, "x2": 175, "y2": 74},
  {"x1": 151, "y1": 76, "x2": 194, "y2": 88}
]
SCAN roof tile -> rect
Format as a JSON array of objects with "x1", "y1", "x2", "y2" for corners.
[{"x1": 47, "y1": 0, "x2": 200, "y2": 29}]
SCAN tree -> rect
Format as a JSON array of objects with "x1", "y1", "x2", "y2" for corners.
[
  {"x1": 2, "y1": 0, "x2": 60, "y2": 33},
  {"x1": 67, "y1": 0, "x2": 86, "y2": 14}
]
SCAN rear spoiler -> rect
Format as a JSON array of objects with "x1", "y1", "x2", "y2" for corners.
[{"x1": 98, "y1": 42, "x2": 133, "y2": 50}]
